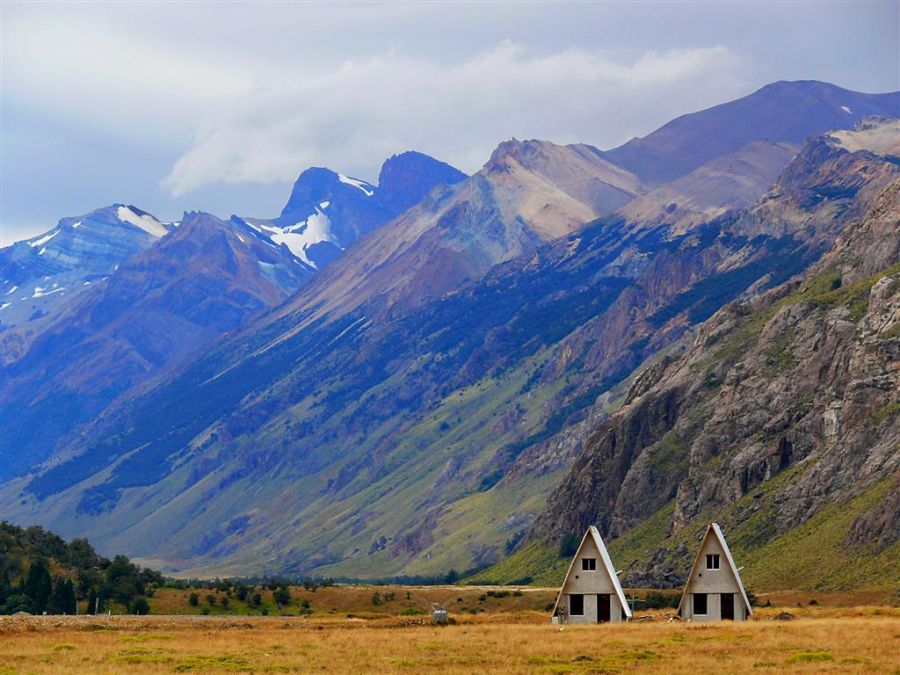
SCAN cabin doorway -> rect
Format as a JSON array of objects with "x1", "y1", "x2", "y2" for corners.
[
  {"x1": 596, "y1": 594, "x2": 611, "y2": 623},
  {"x1": 721, "y1": 593, "x2": 734, "y2": 620}
]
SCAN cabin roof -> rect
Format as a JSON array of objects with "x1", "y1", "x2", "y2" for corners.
[
  {"x1": 677, "y1": 522, "x2": 752, "y2": 615},
  {"x1": 551, "y1": 525, "x2": 632, "y2": 618}
]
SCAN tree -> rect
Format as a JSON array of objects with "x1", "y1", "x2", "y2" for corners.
[
  {"x1": 249, "y1": 593, "x2": 262, "y2": 608},
  {"x1": 49, "y1": 578, "x2": 77, "y2": 615},
  {"x1": 0, "y1": 568, "x2": 11, "y2": 607},
  {"x1": 86, "y1": 588, "x2": 105, "y2": 615},
  {"x1": 444, "y1": 569, "x2": 460, "y2": 584},
  {"x1": 219, "y1": 596, "x2": 230, "y2": 609},
  {"x1": 24, "y1": 559, "x2": 52, "y2": 614},
  {"x1": 235, "y1": 585, "x2": 249, "y2": 602},
  {"x1": 105, "y1": 555, "x2": 143, "y2": 603},
  {"x1": 273, "y1": 588, "x2": 291, "y2": 608},
  {"x1": 3, "y1": 594, "x2": 33, "y2": 614},
  {"x1": 130, "y1": 597, "x2": 149, "y2": 615},
  {"x1": 77, "y1": 568, "x2": 102, "y2": 600},
  {"x1": 188, "y1": 592, "x2": 199, "y2": 607},
  {"x1": 206, "y1": 594, "x2": 217, "y2": 607}
]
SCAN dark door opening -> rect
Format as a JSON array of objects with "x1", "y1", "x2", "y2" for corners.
[
  {"x1": 721, "y1": 593, "x2": 734, "y2": 620},
  {"x1": 597, "y1": 594, "x2": 611, "y2": 623}
]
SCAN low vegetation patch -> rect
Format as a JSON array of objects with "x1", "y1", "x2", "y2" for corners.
[{"x1": 785, "y1": 651, "x2": 834, "y2": 663}]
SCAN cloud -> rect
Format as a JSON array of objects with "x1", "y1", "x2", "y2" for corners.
[
  {"x1": 161, "y1": 43, "x2": 749, "y2": 196},
  {"x1": 2, "y1": 8, "x2": 255, "y2": 146}
]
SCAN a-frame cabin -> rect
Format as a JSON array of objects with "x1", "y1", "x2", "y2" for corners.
[
  {"x1": 677, "y1": 522, "x2": 752, "y2": 622},
  {"x1": 551, "y1": 526, "x2": 632, "y2": 623}
]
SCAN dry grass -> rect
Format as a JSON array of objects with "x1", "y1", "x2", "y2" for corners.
[
  {"x1": 146, "y1": 584, "x2": 558, "y2": 618},
  {"x1": 1, "y1": 606, "x2": 898, "y2": 673}
]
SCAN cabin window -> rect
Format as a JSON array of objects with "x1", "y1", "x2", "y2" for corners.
[
  {"x1": 581, "y1": 558, "x2": 597, "y2": 571},
  {"x1": 693, "y1": 593, "x2": 708, "y2": 615},
  {"x1": 569, "y1": 594, "x2": 584, "y2": 615},
  {"x1": 706, "y1": 554, "x2": 720, "y2": 570}
]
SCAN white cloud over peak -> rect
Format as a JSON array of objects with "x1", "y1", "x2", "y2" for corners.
[{"x1": 161, "y1": 43, "x2": 748, "y2": 196}]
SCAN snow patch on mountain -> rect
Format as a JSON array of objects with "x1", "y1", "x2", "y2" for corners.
[
  {"x1": 32, "y1": 286, "x2": 65, "y2": 298},
  {"x1": 337, "y1": 173, "x2": 375, "y2": 196},
  {"x1": 841, "y1": 105, "x2": 852, "y2": 114},
  {"x1": 240, "y1": 210, "x2": 340, "y2": 269},
  {"x1": 116, "y1": 206, "x2": 168, "y2": 237},
  {"x1": 29, "y1": 230, "x2": 59, "y2": 248},
  {"x1": 268, "y1": 209, "x2": 339, "y2": 269}
]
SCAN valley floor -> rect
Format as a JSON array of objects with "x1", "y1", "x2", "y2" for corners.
[{"x1": 1, "y1": 604, "x2": 898, "y2": 673}]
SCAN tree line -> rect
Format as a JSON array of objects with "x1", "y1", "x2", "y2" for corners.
[{"x1": 0, "y1": 521, "x2": 162, "y2": 615}]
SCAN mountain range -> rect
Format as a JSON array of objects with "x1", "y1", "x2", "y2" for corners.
[{"x1": 1, "y1": 80, "x2": 897, "y2": 588}]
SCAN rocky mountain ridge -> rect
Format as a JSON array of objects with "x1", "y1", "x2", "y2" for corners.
[
  {"x1": 524, "y1": 124, "x2": 900, "y2": 590},
  {"x1": 0, "y1": 212, "x2": 310, "y2": 482},
  {"x1": 0, "y1": 205, "x2": 173, "y2": 329},
  {"x1": 242, "y1": 151, "x2": 467, "y2": 270}
]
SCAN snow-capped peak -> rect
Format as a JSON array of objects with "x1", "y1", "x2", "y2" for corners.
[
  {"x1": 337, "y1": 173, "x2": 375, "y2": 197},
  {"x1": 116, "y1": 206, "x2": 168, "y2": 237}
]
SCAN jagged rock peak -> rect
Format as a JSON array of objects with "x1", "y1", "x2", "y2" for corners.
[
  {"x1": 486, "y1": 138, "x2": 555, "y2": 170},
  {"x1": 377, "y1": 151, "x2": 467, "y2": 213}
]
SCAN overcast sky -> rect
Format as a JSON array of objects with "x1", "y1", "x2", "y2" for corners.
[{"x1": 2, "y1": 1, "x2": 898, "y2": 244}]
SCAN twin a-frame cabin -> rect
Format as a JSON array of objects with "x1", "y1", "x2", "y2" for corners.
[
  {"x1": 551, "y1": 526, "x2": 632, "y2": 623},
  {"x1": 677, "y1": 522, "x2": 752, "y2": 622}
]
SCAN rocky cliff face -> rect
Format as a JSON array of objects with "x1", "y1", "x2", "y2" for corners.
[{"x1": 530, "y1": 130, "x2": 900, "y2": 587}]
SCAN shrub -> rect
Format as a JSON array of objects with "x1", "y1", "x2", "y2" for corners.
[
  {"x1": 188, "y1": 593, "x2": 199, "y2": 607},
  {"x1": 642, "y1": 592, "x2": 679, "y2": 610},
  {"x1": 129, "y1": 597, "x2": 149, "y2": 615},
  {"x1": 273, "y1": 588, "x2": 291, "y2": 608}
]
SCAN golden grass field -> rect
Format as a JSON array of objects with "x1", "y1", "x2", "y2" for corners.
[{"x1": 1, "y1": 587, "x2": 898, "y2": 673}]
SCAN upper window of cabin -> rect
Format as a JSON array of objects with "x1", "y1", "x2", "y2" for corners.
[
  {"x1": 706, "y1": 554, "x2": 720, "y2": 570},
  {"x1": 581, "y1": 558, "x2": 597, "y2": 571}
]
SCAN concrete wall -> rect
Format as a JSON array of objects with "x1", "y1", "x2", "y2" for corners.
[
  {"x1": 559, "y1": 536, "x2": 627, "y2": 623},
  {"x1": 681, "y1": 593, "x2": 747, "y2": 622},
  {"x1": 562, "y1": 593, "x2": 624, "y2": 624},
  {"x1": 680, "y1": 534, "x2": 748, "y2": 621}
]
